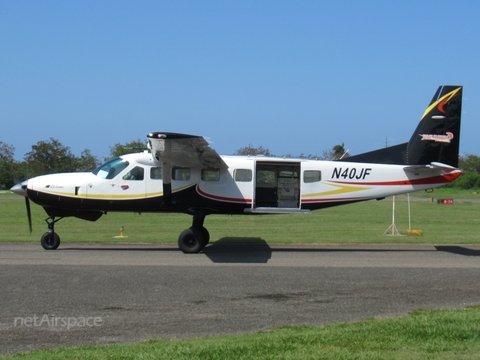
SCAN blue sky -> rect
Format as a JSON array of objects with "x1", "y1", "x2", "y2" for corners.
[{"x1": 2, "y1": 1, "x2": 479, "y2": 162}]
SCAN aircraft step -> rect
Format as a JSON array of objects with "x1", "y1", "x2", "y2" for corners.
[{"x1": 244, "y1": 207, "x2": 311, "y2": 214}]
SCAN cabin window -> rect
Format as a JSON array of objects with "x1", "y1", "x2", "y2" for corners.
[
  {"x1": 150, "y1": 167, "x2": 162, "y2": 180},
  {"x1": 172, "y1": 167, "x2": 191, "y2": 181},
  {"x1": 304, "y1": 170, "x2": 321, "y2": 183},
  {"x1": 123, "y1": 166, "x2": 144, "y2": 181},
  {"x1": 278, "y1": 170, "x2": 298, "y2": 185},
  {"x1": 201, "y1": 169, "x2": 220, "y2": 181},
  {"x1": 92, "y1": 157, "x2": 129, "y2": 179},
  {"x1": 234, "y1": 169, "x2": 252, "y2": 182},
  {"x1": 257, "y1": 170, "x2": 276, "y2": 185}
]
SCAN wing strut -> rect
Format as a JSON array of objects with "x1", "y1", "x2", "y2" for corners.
[
  {"x1": 162, "y1": 161, "x2": 172, "y2": 206},
  {"x1": 160, "y1": 139, "x2": 173, "y2": 206}
]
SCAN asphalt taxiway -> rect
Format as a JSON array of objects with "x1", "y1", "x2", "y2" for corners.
[{"x1": 2, "y1": 242, "x2": 480, "y2": 355}]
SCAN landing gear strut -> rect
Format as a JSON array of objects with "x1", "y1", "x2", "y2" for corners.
[
  {"x1": 40, "y1": 216, "x2": 63, "y2": 250},
  {"x1": 178, "y1": 210, "x2": 210, "y2": 254}
]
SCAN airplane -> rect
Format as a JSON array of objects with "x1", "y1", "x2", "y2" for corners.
[{"x1": 11, "y1": 85, "x2": 463, "y2": 253}]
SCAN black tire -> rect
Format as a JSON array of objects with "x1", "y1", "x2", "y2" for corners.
[
  {"x1": 200, "y1": 226, "x2": 210, "y2": 245},
  {"x1": 41, "y1": 232, "x2": 60, "y2": 250},
  {"x1": 178, "y1": 228, "x2": 205, "y2": 254}
]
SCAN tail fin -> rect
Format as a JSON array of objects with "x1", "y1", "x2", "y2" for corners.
[
  {"x1": 345, "y1": 85, "x2": 463, "y2": 167},
  {"x1": 405, "y1": 86, "x2": 462, "y2": 167}
]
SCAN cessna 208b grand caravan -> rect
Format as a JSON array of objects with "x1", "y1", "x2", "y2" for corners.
[{"x1": 11, "y1": 85, "x2": 463, "y2": 253}]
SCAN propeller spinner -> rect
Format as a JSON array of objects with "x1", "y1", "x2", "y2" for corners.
[{"x1": 11, "y1": 181, "x2": 32, "y2": 233}]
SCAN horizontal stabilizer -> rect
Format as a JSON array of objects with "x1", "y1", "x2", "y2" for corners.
[
  {"x1": 403, "y1": 162, "x2": 460, "y2": 173},
  {"x1": 429, "y1": 162, "x2": 458, "y2": 171}
]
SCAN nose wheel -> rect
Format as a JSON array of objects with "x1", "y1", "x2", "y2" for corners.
[
  {"x1": 41, "y1": 231, "x2": 60, "y2": 250},
  {"x1": 41, "y1": 216, "x2": 63, "y2": 250}
]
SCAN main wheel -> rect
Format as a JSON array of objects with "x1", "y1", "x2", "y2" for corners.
[
  {"x1": 178, "y1": 228, "x2": 206, "y2": 254},
  {"x1": 41, "y1": 232, "x2": 60, "y2": 250},
  {"x1": 200, "y1": 226, "x2": 210, "y2": 245}
]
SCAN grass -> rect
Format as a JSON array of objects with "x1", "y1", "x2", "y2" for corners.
[
  {"x1": 4, "y1": 306, "x2": 480, "y2": 359},
  {"x1": 1, "y1": 188, "x2": 480, "y2": 245}
]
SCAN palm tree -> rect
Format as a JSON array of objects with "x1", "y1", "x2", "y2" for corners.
[{"x1": 332, "y1": 143, "x2": 349, "y2": 160}]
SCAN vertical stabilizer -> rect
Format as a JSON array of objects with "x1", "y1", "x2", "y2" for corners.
[{"x1": 406, "y1": 86, "x2": 462, "y2": 167}]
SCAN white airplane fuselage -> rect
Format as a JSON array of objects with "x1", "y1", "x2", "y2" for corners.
[{"x1": 24, "y1": 151, "x2": 461, "y2": 216}]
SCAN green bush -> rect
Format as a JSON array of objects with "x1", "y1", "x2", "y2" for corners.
[{"x1": 449, "y1": 172, "x2": 480, "y2": 189}]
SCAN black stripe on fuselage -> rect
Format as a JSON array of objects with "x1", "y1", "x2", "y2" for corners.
[{"x1": 27, "y1": 185, "x2": 250, "y2": 216}]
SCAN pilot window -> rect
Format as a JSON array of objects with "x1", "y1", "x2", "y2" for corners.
[
  {"x1": 201, "y1": 169, "x2": 220, "y2": 181},
  {"x1": 92, "y1": 158, "x2": 129, "y2": 179},
  {"x1": 122, "y1": 166, "x2": 144, "y2": 181},
  {"x1": 172, "y1": 167, "x2": 191, "y2": 181},
  {"x1": 234, "y1": 169, "x2": 252, "y2": 182},
  {"x1": 304, "y1": 170, "x2": 321, "y2": 183},
  {"x1": 150, "y1": 167, "x2": 162, "y2": 180}
]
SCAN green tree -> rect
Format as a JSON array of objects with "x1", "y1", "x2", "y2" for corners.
[
  {"x1": 459, "y1": 154, "x2": 480, "y2": 173},
  {"x1": 11, "y1": 161, "x2": 28, "y2": 184},
  {"x1": 75, "y1": 149, "x2": 100, "y2": 172},
  {"x1": 24, "y1": 138, "x2": 77, "y2": 177},
  {"x1": 332, "y1": 143, "x2": 349, "y2": 160},
  {"x1": 108, "y1": 139, "x2": 147, "y2": 160},
  {"x1": 0, "y1": 141, "x2": 16, "y2": 189},
  {"x1": 451, "y1": 172, "x2": 480, "y2": 189},
  {"x1": 234, "y1": 144, "x2": 272, "y2": 156}
]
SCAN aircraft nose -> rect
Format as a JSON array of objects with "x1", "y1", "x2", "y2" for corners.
[{"x1": 10, "y1": 181, "x2": 28, "y2": 197}]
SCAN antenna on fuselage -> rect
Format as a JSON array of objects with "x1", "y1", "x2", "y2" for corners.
[{"x1": 339, "y1": 150, "x2": 349, "y2": 160}]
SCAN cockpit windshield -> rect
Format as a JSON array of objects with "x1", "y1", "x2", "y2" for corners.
[{"x1": 92, "y1": 158, "x2": 130, "y2": 179}]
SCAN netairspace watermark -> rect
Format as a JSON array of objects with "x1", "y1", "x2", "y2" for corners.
[{"x1": 14, "y1": 314, "x2": 104, "y2": 330}]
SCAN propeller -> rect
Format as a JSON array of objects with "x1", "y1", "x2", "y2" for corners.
[
  {"x1": 25, "y1": 196, "x2": 32, "y2": 233},
  {"x1": 11, "y1": 181, "x2": 32, "y2": 233}
]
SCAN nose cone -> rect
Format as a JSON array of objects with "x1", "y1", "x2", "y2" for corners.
[{"x1": 10, "y1": 181, "x2": 28, "y2": 197}]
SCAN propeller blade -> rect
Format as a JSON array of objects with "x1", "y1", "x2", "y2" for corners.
[{"x1": 25, "y1": 197, "x2": 32, "y2": 233}]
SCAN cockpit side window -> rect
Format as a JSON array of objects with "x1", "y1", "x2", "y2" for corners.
[{"x1": 92, "y1": 158, "x2": 130, "y2": 179}]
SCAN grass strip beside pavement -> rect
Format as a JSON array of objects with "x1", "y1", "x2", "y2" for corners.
[
  {"x1": 5, "y1": 307, "x2": 480, "y2": 359},
  {"x1": 2, "y1": 188, "x2": 480, "y2": 245}
]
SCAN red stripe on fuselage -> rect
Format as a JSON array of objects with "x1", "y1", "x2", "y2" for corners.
[
  {"x1": 196, "y1": 185, "x2": 252, "y2": 204},
  {"x1": 329, "y1": 172, "x2": 461, "y2": 186}
]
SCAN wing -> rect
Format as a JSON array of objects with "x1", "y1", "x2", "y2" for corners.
[{"x1": 147, "y1": 132, "x2": 227, "y2": 169}]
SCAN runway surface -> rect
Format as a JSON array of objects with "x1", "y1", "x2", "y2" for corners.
[{"x1": 2, "y1": 242, "x2": 480, "y2": 355}]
